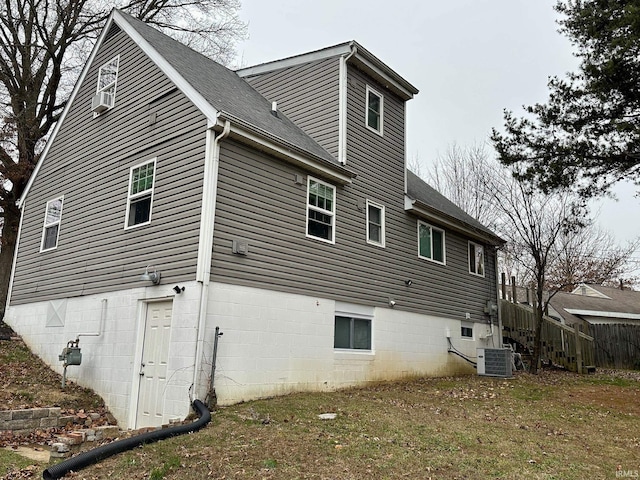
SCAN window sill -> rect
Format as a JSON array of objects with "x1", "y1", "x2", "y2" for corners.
[
  {"x1": 418, "y1": 255, "x2": 446, "y2": 266},
  {"x1": 334, "y1": 349, "x2": 375, "y2": 360}
]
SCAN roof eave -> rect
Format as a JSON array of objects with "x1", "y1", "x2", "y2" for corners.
[
  {"x1": 404, "y1": 195, "x2": 505, "y2": 246},
  {"x1": 564, "y1": 309, "x2": 640, "y2": 320},
  {"x1": 350, "y1": 42, "x2": 419, "y2": 101},
  {"x1": 214, "y1": 114, "x2": 355, "y2": 185}
]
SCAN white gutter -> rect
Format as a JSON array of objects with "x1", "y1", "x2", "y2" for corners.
[
  {"x1": 338, "y1": 43, "x2": 356, "y2": 165},
  {"x1": 564, "y1": 309, "x2": 640, "y2": 320},
  {"x1": 192, "y1": 120, "x2": 230, "y2": 398}
]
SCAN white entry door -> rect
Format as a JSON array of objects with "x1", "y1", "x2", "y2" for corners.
[{"x1": 136, "y1": 300, "x2": 173, "y2": 428}]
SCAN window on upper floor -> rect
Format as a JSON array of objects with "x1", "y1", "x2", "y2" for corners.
[
  {"x1": 92, "y1": 56, "x2": 119, "y2": 114},
  {"x1": 418, "y1": 220, "x2": 445, "y2": 264},
  {"x1": 366, "y1": 200, "x2": 385, "y2": 247},
  {"x1": 366, "y1": 85, "x2": 384, "y2": 135},
  {"x1": 125, "y1": 159, "x2": 156, "y2": 228},
  {"x1": 469, "y1": 241, "x2": 485, "y2": 277},
  {"x1": 334, "y1": 315, "x2": 372, "y2": 350},
  {"x1": 41, "y1": 196, "x2": 64, "y2": 252},
  {"x1": 306, "y1": 176, "x2": 336, "y2": 243}
]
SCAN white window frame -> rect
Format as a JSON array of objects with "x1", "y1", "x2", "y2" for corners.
[
  {"x1": 365, "y1": 85, "x2": 384, "y2": 136},
  {"x1": 334, "y1": 303, "x2": 374, "y2": 352},
  {"x1": 461, "y1": 321, "x2": 474, "y2": 340},
  {"x1": 306, "y1": 176, "x2": 336, "y2": 244},
  {"x1": 468, "y1": 241, "x2": 485, "y2": 277},
  {"x1": 417, "y1": 220, "x2": 446, "y2": 265},
  {"x1": 94, "y1": 55, "x2": 120, "y2": 115},
  {"x1": 40, "y1": 196, "x2": 64, "y2": 252},
  {"x1": 366, "y1": 200, "x2": 385, "y2": 247},
  {"x1": 124, "y1": 158, "x2": 157, "y2": 229}
]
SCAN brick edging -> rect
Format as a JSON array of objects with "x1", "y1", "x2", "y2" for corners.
[{"x1": 0, "y1": 407, "x2": 75, "y2": 435}]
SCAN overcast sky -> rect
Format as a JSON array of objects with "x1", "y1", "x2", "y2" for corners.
[{"x1": 236, "y1": 0, "x2": 639, "y2": 269}]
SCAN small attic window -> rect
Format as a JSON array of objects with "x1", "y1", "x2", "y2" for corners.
[{"x1": 92, "y1": 56, "x2": 120, "y2": 115}]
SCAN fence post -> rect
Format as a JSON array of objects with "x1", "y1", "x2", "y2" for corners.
[
  {"x1": 574, "y1": 324, "x2": 583, "y2": 374},
  {"x1": 511, "y1": 277, "x2": 517, "y2": 304},
  {"x1": 501, "y1": 273, "x2": 506, "y2": 300}
]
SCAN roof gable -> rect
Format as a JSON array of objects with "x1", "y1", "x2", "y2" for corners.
[
  {"x1": 115, "y1": 10, "x2": 342, "y2": 168},
  {"x1": 19, "y1": 9, "x2": 353, "y2": 207},
  {"x1": 236, "y1": 41, "x2": 419, "y2": 101}
]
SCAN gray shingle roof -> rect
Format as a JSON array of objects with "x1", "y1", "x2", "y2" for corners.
[
  {"x1": 117, "y1": 10, "x2": 340, "y2": 167},
  {"x1": 551, "y1": 285, "x2": 640, "y2": 319},
  {"x1": 406, "y1": 170, "x2": 502, "y2": 243}
]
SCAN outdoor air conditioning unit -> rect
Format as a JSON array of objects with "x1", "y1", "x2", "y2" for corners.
[
  {"x1": 91, "y1": 91, "x2": 112, "y2": 113},
  {"x1": 477, "y1": 348, "x2": 512, "y2": 378}
]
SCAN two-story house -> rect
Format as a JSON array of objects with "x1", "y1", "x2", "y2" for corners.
[{"x1": 5, "y1": 9, "x2": 504, "y2": 429}]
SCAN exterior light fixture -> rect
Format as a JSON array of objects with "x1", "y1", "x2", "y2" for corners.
[
  {"x1": 405, "y1": 279, "x2": 413, "y2": 286},
  {"x1": 388, "y1": 298, "x2": 396, "y2": 308},
  {"x1": 173, "y1": 285, "x2": 185, "y2": 294},
  {"x1": 141, "y1": 265, "x2": 161, "y2": 285}
]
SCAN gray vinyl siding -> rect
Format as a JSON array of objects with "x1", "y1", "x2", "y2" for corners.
[
  {"x1": 242, "y1": 57, "x2": 340, "y2": 158},
  {"x1": 212, "y1": 140, "x2": 496, "y2": 322},
  {"x1": 211, "y1": 62, "x2": 497, "y2": 321},
  {"x1": 10, "y1": 29, "x2": 207, "y2": 305}
]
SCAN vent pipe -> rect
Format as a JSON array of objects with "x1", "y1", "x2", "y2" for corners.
[{"x1": 271, "y1": 101, "x2": 278, "y2": 116}]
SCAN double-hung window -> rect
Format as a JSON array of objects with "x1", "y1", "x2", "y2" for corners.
[
  {"x1": 366, "y1": 200, "x2": 385, "y2": 247},
  {"x1": 468, "y1": 241, "x2": 485, "y2": 277},
  {"x1": 306, "y1": 176, "x2": 336, "y2": 243},
  {"x1": 125, "y1": 159, "x2": 156, "y2": 228},
  {"x1": 94, "y1": 56, "x2": 119, "y2": 113},
  {"x1": 334, "y1": 315, "x2": 372, "y2": 350},
  {"x1": 366, "y1": 85, "x2": 383, "y2": 135},
  {"x1": 418, "y1": 221, "x2": 445, "y2": 264},
  {"x1": 41, "y1": 197, "x2": 64, "y2": 251}
]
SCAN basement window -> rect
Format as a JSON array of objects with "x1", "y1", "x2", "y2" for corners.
[
  {"x1": 334, "y1": 315, "x2": 372, "y2": 350},
  {"x1": 461, "y1": 322, "x2": 473, "y2": 339}
]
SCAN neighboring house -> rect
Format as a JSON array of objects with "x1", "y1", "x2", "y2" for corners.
[
  {"x1": 5, "y1": 9, "x2": 504, "y2": 429},
  {"x1": 549, "y1": 284, "x2": 640, "y2": 369},
  {"x1": 549, "y1": 284, "x2": 640, "y2": 327}
]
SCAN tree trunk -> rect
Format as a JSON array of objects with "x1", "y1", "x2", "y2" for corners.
[
  {"x1": 530, "y1": 285, "x2": 545, "y2": 374},
  {"x1": 0, "y1": 203, "x2": 21, "y2": 321}
]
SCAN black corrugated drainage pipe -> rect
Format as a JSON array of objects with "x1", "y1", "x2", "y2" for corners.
[{"x1": 42, "y1": 399, "x2": 210, "y2": 480}]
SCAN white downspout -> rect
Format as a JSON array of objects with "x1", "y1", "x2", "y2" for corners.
[
  {"x1": 338, "y1": 43, "x2": 356, "y2": 165},
  {"x1": 192, "y1": 120, "x2": 231, "y2": 400}
]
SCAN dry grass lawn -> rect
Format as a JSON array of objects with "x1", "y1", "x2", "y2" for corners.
[{"x1": 1, "y1": 330, "x2": 639, "y2": 479}]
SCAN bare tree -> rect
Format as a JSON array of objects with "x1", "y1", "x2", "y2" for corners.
[
  {"x1": 423, "y1": 141, "x2": 639, "y2": 371},
  {"x1": 425, "y1": 143, "x2": 500, "y2": 230},
  {"x1": 0, "y1": 0, "x2": 247, "y2": 318},
  {"x1": 482, "y1": 168, "x2": 588, "y2": 373},
  {"x1": 546, "y1": 224, "x2": 640, "y2": 292}
]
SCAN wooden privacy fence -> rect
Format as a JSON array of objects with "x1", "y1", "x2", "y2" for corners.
[
  {"x1": 501, "y1": 300, "x2": 595, "y2": 373},
  {"x1": 589, "y1": 323, "x2": 640, "y2": 370}
]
